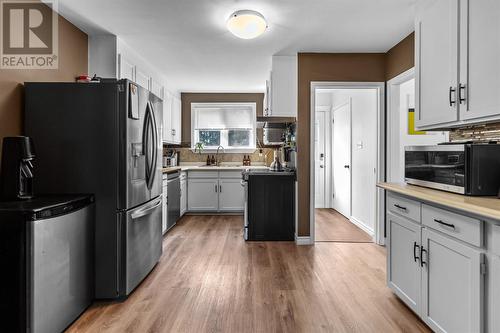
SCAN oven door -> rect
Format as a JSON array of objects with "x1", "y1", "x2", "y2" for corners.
[{"x1": 405, "y1": 145, "x2": 465, "y2": 194}]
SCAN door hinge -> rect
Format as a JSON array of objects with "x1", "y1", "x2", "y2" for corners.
[
  {"x1": 481, "y1": 263, "x2": 487, "y2": 275},
  {"x1": 118, "y1": 83, "x2": 125, "y2": 92}
]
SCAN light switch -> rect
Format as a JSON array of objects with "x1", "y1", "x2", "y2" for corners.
[{"x1": 357, "y1": 141, "x2": 363, "y2": 149}]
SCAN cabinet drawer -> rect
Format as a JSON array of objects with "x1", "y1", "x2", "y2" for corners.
[
  {"x1": 219, "y1": 170, "x2": 243, "y2": 179},
  {"x1": 187, "y1": 170, "x2": 218, "y2": 179},
  {"x1": 387, "y1": 193, "x2": 421, "y2": 223},
  {"x1": 422, "y1": 204, "x2": 483, "y2": 247}
]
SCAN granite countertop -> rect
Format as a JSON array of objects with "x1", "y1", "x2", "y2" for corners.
[
  {"x1": 162, "y1": 164, "x2": 268, "y2": 174},
  {"x1": 378, "y1": 182, "x2": 500, "y2": 222}
]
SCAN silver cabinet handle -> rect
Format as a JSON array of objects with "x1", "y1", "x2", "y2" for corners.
[
  {"x1": 219, "y1": 185, "x2": 222, "y2": 192},
  {"x1": 215, "y1": 184, "x2": 218, "y2": 192}
]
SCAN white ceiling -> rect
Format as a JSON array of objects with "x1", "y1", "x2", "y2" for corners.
[{"x1": 57, "y1": 0, "x2": 416, "y2": 93}]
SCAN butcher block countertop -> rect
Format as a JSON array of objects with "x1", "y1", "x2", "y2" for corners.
[{"x1": 378, "y1": 182, "x2": 500, "y2": 222}]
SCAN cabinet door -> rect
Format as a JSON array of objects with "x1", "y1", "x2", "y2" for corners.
[
  {"x1": 135, "y1": 69, "x2": 150, "y2": 90},
  {"x1": 270, "y1": 56, "x2": 297, "y2": 117},
  {"x1": 118, "y1": 54, "x2": 135, "y2": 82},
  {"x1": 415, "y1": 0, "x2": 459, "y2": 128},
  {"x1": 421, "y1": 228, "x2": 483, "y2": 333},
  {"x1": 172, "y1": 97, "x2": 182, "y2": 144},
  {"x1": 162, "y1": 182, "x2": 168, "y2": 234},
  {"x1": 218, "y1": 178, "x2": 244, "y2": 212},
  {"x1": 150, "y1": 78, "x2": 164, "y2": 100},
  {"x1": 162, "y1": 92, "x2": 173, "y2": 143},
  {"x1": 387, "y1": 212, "x2": 422, "y2": 314},
  {"x1": 180, "y1": 179, "x2": 187, "y2": 216},
  {"x1": 459, "y1": 0, "x2": 500, "y2": 122},
  {"x1": 487, "y1": 255, "x2": 500, "y2": 333},
  {"x1": 187, "y1": 179, "x2": 218, "y2": 212}
]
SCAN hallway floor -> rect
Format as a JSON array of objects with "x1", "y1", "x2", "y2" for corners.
[
  {"x1": 67, "y1": 215, "x2": 429, "y2": 333},
  {"x1": 315, "y1": 208, "x2": 372, "y2": 242}
]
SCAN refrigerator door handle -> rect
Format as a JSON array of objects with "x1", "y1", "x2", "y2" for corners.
[
  {"x1": 143, "y1": 108, "x2": 152, "y2": 186},
  {"x1": 131, "y1": 197, "x2": 162, "y2": 220},
  {"x1": 147, "y1": 102, "x2": 158, "y2": 189}
]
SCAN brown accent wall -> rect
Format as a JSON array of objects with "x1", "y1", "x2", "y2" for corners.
[
  {"x1": 0, "y1": 14, "x2": 88, "y2": 157},
  {"x1": 297, "y1": 53, "x2": 387, "y2": 236},
  {"x1": 385, "y1": 32, "x2": 415, "y2": 81},
  {"x1": 181, "y1": 93, "x2": 264, "y2": 145}
]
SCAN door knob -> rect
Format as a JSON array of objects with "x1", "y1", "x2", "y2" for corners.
[
  {"x1": 320, "y1": 165, "x2": 324, "y2": 168},
  {"x1": 344, "y1": 165, "x2": 350, "y2": 169}
]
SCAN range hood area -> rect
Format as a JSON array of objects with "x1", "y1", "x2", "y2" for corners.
[{"x1": 256, "y1": 116, "x2": 296, "y2": 128}]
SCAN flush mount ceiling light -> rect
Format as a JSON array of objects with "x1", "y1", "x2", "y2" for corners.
[{"x1": 227, "y1": 10, "x2": 267, "y2": 39}]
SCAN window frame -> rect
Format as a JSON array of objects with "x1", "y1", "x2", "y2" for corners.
[{"x1": 191, "y1": 102, "x2": 257, "y2": 153}]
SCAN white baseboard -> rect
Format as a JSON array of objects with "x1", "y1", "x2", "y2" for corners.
[
  {"x1": 295, "y1": 235, "x2": 313, "y2": 245},
  {"x1": 349, "y1": 216, "x2": 375, "y2": 238}
]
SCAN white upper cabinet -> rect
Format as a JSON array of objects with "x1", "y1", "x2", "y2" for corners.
[
  {"x1": 163, "y1": 92, "x2": 173, "y2": 143},
  {"x1": 135, "y1": 68, "x2": 150, "y2": 90},
  {"x1": 162, "y1": 93, "x2": 182, "y2": 145},
  {"x1": 265, "y1": 55, "x2": 297, "y2": 117},
  {"x1": 150, "y1": 78, "x2": 164, "y2": 99},
  {"x1": 416, "y1": 0, "x2": 500, "y2": 129},
  {"x1": 459, "y1": 0, "x2": 500, "y2": 122},
  {"x1": 118, "y1": 54, "x2": 135, "y2": 82},
  {"x1": 415, "y1": 0, "x2": 459, "y2": 128},
  {"x1": 171, "y1": 97, "x2": 182, "y2": 144}
]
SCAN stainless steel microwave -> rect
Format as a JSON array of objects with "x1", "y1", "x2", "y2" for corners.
[{"x1": 405, "y1": 144, "x2": 500, "y2": 195}]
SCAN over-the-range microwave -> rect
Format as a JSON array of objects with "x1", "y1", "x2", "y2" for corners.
[{"x1": 404, "y1": 143, "x2": 500, "y2": 195}]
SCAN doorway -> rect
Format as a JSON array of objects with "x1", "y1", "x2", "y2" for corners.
[{"x1": 311, "y1": 83, "x2": 385, "y2": 244}]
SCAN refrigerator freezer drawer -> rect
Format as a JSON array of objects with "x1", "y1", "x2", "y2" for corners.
[{"x1": 123, "y1": 197, "x2": 162, "y2": 295}]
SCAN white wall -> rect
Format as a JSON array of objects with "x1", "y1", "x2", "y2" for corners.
[{"x1": 389, "y1": 79, "x2": 448, "y2": 182}]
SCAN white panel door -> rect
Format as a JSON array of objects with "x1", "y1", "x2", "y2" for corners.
[
  {"x1": 118, "y1": 54, "x2": 135, "y2": 82},
  {"x1": 218, "y1": 178, "x2": 244, "y2": 211},
  {"x1": 163, "y1": 92, "x2": 173, "y2": 143},
  {"x1": 187, "y1": 179, "x2": 218, "y2": 212},
  {"x1": 135, "y1": 68, "x2": 150, "y2": 90},
  {"x1": 315, "y1": 111, "x2": 327, "y2": 208},
  {"x1": 421, "y1": 228, "x2": 483, "y2": 333},
  {"x1": 332, "y1": 101, "x2": 351, "y2": 218},
  {"x1": 416, "y1": 0, "x2": 459, "y2": 128},
  {"x1": 459, "y1": 0, "x2": 500, "y2": 121},
  {"x1": 387, "y1": 213, "x2": 422, "y2": 314}
]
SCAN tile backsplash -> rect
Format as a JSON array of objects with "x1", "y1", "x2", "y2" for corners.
[
  {"x1": 449, "y1": 122, "x2": 500, "y2": 142},
  {"x1": 164, "y1": 147, "x2": 276, "y2": 166}
]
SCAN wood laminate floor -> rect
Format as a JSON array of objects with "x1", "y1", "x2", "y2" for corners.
[
  {"x1": 67, "y1": 215, "x2": 430, "y2": 333},
  {"x1": 315, "y1": 209, "x2": 373, "y2": 242}
]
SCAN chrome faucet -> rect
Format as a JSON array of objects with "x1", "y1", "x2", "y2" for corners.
[{"x1": 216, "y1": 145, "x2": 225, "y2": 166}]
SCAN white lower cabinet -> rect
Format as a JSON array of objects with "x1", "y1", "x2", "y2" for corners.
[
  {"x1": 421, "y1": 228, "x2": 483, "y2": 333},
  {"x1": 387, "y1": 213, "x2": 421, "y2": 314},
  {"x1": 218, "y1": 178, "x2": 245, "y2": 211},
  {"x1": 186, "y1": 171, "x2": 244, "y2": 213},
  {"x1": 387, "y1": 192, "x2": 486, "y2": 333},
  {"x1": 187, "y1": 178, "x2": 219, "y2": 212},
  {"x1": 487, "y1": 255, "x2": 500, "y2": 333}
]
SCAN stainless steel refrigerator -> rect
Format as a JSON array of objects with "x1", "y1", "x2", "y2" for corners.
[{"x1": 25, "y1": 80, "x2": 163, "y2": 299}]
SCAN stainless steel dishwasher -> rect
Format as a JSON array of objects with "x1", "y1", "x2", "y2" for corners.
[{"x1": 166, "y1": 170, "x2": 181, "y2": 231}]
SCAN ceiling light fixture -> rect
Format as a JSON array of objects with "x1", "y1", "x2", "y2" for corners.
[{"x1": 227, "y1": 10, "x2": 267, "y2": 39}]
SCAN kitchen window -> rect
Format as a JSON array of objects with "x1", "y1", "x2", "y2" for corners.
[{"x1": 191, "y1": 103, "x2": 256, "y2": 152}]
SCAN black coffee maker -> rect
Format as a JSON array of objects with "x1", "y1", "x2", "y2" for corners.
[{"x1": 0, "y1": 136, "x2": 35, "y2": 200}]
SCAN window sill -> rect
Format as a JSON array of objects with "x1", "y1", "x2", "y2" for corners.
[{"x1": 190, "y1": 148, "x2": 257, "y2": 154}]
